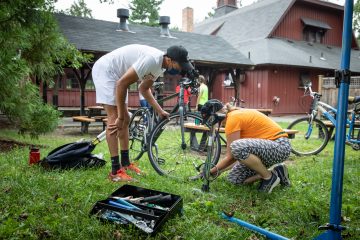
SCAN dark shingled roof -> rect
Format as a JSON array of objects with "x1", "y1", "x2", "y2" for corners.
[
  {"x1": 194, "y1": 0, "x2": 360, "y2": 72},
  {"x1": 55, "y1": 13, "x2": 253, "y2": 69},
  {"x1": 195, "y1": 0, "x2": 291, "y2": 43},
  {"x1": 236, "y1": 38, "x2": 360, "y2": 72}
]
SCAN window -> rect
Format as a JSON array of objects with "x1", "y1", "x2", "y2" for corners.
[
  {"x1": 66, "y1": 72, "x2": 79, "y2": 89},
  {"x1": 301, "y1": 18, "x2": 331, "y2": 44},
  {"x1": 303, "y1": 27, "x2": 325, "y2": 43},
  {"x1": 299, "y1": 72, "x2": 311, "y2": 87},
  {"x1": 85, "y1": 78, "x2": 95, "y2": 90}
]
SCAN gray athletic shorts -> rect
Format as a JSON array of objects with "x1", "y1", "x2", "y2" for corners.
[{"x1": 228, "y1": 137, "x2": 291, "y2": 185}]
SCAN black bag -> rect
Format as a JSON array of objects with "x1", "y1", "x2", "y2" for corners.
[{"x1": 40, "y1": 141, "x2": 106, "y2": 169}]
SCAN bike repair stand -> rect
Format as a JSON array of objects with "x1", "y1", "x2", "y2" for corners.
[
  {"x1": 315, "y1": 1, "x2": 353, "y2": 239},
  {"x1": 201, "y1": 119, "x2": 216, "y2": 192},
  {"x1": 221, "y1": 212, "x2": 289, "y2": 240},
  {"x1": 201, "y1": 113, "x2": 225, "y2": 192},
  {"x1": 221, "y1": 1, "x2": 354, "y2": 239}
]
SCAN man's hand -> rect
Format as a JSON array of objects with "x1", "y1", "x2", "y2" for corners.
[
  {"x1": 158, "y1": 109, "x2": 170, "y2": 120},
  {"x1": 108, "y1": 114, "x2": 130, "y2": 135}
]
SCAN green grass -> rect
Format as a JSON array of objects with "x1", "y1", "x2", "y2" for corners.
[{"x1": 0, "y1": 126, "x2": 359, "y2": 240}]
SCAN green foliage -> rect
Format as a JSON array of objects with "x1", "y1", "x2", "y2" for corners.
[
  {"x1": 129, "y1": 0, "x2": 164, "y2": 27},
  {"x1": 61, "y1": 0, "x2": 93, "y2": 18},
  {"x1": 354, "y1": 0, "x2": 360, "y2": 39},
  {"x1": 0, "y1": 0, "x2": 91, "y2": 137},
  {"x1": 0, "y1": 127, "x2": 359, "y2": 239}
]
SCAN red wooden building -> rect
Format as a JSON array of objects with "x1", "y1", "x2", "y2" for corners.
[{"x1": 195, "y1": 0, "x2": 360, "y2": 114}]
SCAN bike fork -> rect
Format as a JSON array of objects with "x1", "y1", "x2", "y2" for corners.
[{"x1": 305, "y1": 116, "x2": 315, "y2": 139}]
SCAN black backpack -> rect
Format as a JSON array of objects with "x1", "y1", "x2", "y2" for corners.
[{"x1": 40, "y1": 141, "x2": 106, "y2": 169}]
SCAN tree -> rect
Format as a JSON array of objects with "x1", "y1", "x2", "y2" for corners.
[
  {"x1": 0, "y1": 0, "x2": 91, "y2": 137},
  {"x1": 354, "y1": 0, "x2": 360, "y2": 40},
  {"x1": 66, "y1": 0, "x2": 93, "y2": 18},
  {"x1": 129, "y1": 0, "x2": 164, "y2": 27}
]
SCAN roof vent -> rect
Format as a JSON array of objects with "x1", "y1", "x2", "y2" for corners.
[
  {"x1": 117, "y1": 9, "x2": 134, "y2": 33},
  {"x1": 320, "y1": 52, "x2": 326, "y2": 61},
  {"x1": 159, "y1": 16, "x2": 174, "y2": 38}
]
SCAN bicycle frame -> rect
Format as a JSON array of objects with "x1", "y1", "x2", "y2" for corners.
[
  {"x1": 304, "y1": 84, "x2": 360, "y2": 145},
  {"x1": 131, "y1": 78, "x2": 197, "y2": 155}
]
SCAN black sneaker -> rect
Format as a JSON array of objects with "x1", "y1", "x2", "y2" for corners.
[
  {"x1": 269, "y1": 163, "x2": 291, "y2": 187},
  {"x1": 258, "y1": 171, "x2": 280, "y2": 193}
]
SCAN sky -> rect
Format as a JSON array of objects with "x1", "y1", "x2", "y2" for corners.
[{"x1": 54, "y1": 0, "x2": 346, "y2": 29}]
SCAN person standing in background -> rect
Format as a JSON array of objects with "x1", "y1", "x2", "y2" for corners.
[
  {"x1": 196, "y1": 75, "x2": 208, "y2": 111},
  {"x1": 176, "y1": 83, "x2": 191, "y2": 111}
]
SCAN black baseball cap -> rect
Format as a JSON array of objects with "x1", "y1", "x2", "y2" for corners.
[{"x1": 166, "y1": 45, "x2": 194, "y2": 71}]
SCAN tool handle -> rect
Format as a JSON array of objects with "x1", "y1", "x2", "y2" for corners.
[
  {"x1": 140, "y1": 194, "x2": 163, "y2": 203},
  {"x1": 141, "y1": 194, "x2": 172, "y2": 204},
  {"x1": 108, "y1": 200, "x2": 136, "y2": 211},
  {"x1": 111, "y1": 198, "x2": 141, "y2": 210}
]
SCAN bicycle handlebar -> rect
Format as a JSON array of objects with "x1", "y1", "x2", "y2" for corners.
[{"x1": 304, "y1": 83, "x2": 359, "y2": 104}]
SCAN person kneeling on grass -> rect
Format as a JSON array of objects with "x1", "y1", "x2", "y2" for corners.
[{"x1": 196, "y1": 99, "x2": 292, "y2": 193}]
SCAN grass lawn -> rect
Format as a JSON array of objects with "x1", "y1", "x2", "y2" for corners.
[{"x1": 0, "y1": 124, "x2": 359, "y2": 240}]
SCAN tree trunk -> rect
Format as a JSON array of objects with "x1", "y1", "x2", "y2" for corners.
[
  {"x1": 52, "y1": 73, "x2": 61, "y2": 109},
  {"x1": 73, "y1": 67, "x2": 92, "y2": 116}
]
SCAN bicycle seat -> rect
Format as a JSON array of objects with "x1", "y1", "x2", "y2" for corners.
[{"x1": 214, "y1": 113, "x2": 226, "y2": 122}]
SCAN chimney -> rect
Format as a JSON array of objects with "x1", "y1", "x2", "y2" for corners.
[
  {"x1": 182, "y1": 7, "x2": 193, "y2": 32},
  {"x1": 214, "y1": 0, "x2": 238, "y2": 18},
  {"x1": 117, "y1": 8, "x2": 129, "y2": 31},
  {"x1": 159, "y1": 16, "x2": 172, "y2": 37}
]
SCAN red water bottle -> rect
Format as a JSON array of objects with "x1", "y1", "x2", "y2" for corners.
[{"x1": 29, "y1": 147, "x2": 40, "y2": 165}]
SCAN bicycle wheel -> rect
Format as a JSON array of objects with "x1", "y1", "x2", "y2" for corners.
[
  {"x1": 147, "y1": 112, "x2": 222, "y2": 180},
  {"x1": 129, "y1": 108, "x2": 150, "y2": 161},
  {"x1": 287, "y1": 117, "x2": 330, "y2": 156}
]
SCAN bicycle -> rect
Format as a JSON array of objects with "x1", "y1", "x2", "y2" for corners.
[
  {"x1": 287, "y1": 82, "x2": 360, "y2": 156},
  {"x1": 128, "y1": 74, "x2": 222, "y2": 180}
]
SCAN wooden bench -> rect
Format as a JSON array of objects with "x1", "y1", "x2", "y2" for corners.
[
  {"x1": 72, "y1": 116, "x2": 95, "y2": 133},
  {"x1": 323, "y1": 120, "x2": 360, "y2": 139},
  {"x1": 184, "y1": 122, "x2": 298, "y2": 150}
]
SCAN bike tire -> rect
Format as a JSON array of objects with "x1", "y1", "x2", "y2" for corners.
[
  {"x1": 129, "y1": 108, "x2": 150, "y2": 161},
  {"x1": 147, "y1": 112, "x2": 222, "y2": 179},
  {"x1": 287, "y1": 117, "x2": 330, "y2": 156}
]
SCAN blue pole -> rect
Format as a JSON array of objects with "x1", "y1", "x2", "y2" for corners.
[
  {"x1": 315, "y1": 0, "x2": 353, "y2": 239},
  {"x1": 222, "y1": 213, "x2": 289, "y2": 240}
]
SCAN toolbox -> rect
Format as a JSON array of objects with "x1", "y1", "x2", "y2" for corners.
[{"x1": 90, "y1": 184, "x2": 183, "y2": 234}]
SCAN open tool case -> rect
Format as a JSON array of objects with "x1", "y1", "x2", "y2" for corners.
[{"x1": 90, "y1": 184, "x2": 183, "y2": 234}]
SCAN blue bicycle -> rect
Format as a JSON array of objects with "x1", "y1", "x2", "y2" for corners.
[{"x1": 287, "y1": 83, "x2": 360, "y2": 156}]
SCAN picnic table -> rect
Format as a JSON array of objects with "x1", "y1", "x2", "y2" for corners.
[{"x1": 72, "y1": 105, "x2": 106, "y2": 133}]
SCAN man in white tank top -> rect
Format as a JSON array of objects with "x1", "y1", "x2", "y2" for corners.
[{"x1": 92, "y1": 44, "x2": 194, "y2": 182}]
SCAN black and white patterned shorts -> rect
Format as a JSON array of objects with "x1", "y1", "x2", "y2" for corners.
[{"x1": 228, "y1": 137, "x2": 291, "y2": 185}]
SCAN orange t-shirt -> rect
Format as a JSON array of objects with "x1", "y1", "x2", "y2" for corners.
[{"x1": 224, "y1": 109, "x2": 288, "y2": 140}]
